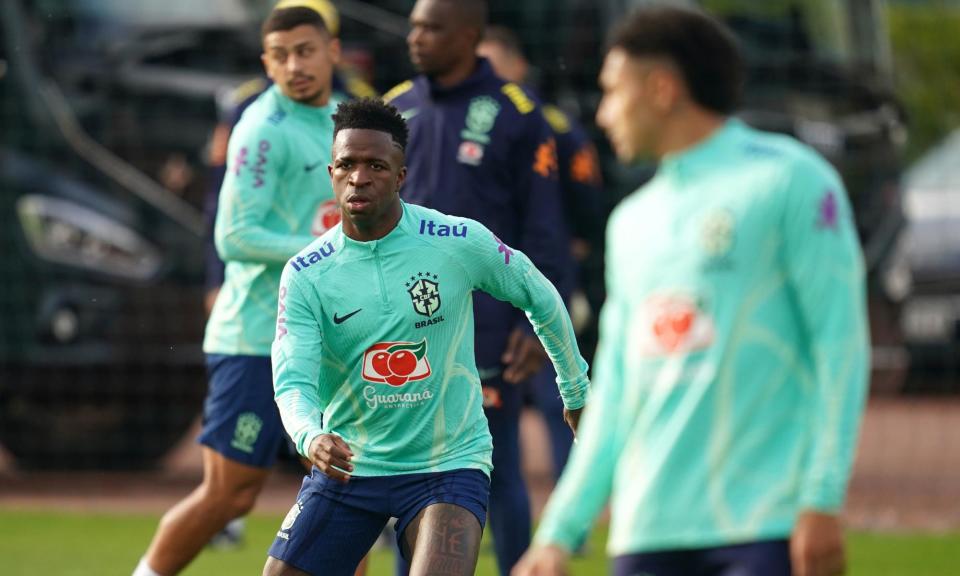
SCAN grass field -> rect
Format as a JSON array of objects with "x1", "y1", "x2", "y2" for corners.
[{"x1": 1, "y1": 510, "x2": 957, "y2": 575}]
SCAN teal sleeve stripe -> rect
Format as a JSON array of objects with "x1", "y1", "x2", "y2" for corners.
[
  {"x1": 215, "y1": 123, "x2": 315, "y2": 264},
  {"x1": 533, "y1": 231, "x2": 626, "y2": 549},
  {"x1": 272, "y1": 267, "x2": 326, "y2": 458},
  {"x1": 782, "y1": 156, "x2": 870, "y2": 511},
  {"x1": 464, "y1": 225, "x2": 591, "y2": 409}
]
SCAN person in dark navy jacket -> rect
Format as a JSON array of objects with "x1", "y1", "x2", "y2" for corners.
[{"x1": 385, "y1": 1, "x2": 571, "y2": 574}]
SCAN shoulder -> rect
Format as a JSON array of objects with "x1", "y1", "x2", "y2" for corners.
[
  {"x1": 542, "y1": 104, "x2": 571, "y2": 135},
  {"x1": 285, "y1": 230, "x2": 342, "y2": 280},
  {"x1": 217, "y1": 77, "x2": 269, "y2": 118},
  {"x1": 232, "y1": 90, "x2": 289, "y2": 142},
  {"x1": 406, "y1": 203, "x2": 490, "y2": 256},
  {"x1": 383, "y1": 80, "x2": 416, "y2": 105},
  {"x1": 496, "y1": 82, "x2": 538, "y2": 116},
  {"x1": 735, "y1": 122, "x2": 840, "y2": 184}
]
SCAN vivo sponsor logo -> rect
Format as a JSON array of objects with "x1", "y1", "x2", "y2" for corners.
[
  {"x1": 363, "y1": 385, "x2": 434, "y2": 409},
  {"x1": 276, "y1": 286, "x2": 288, "y2": 339},
  {"x1": 291, "y1": 242, "x2": 336, "y2": 272}
]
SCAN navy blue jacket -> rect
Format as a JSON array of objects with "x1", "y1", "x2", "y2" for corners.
[{"x1": 385, "y1": 58, "x2": 570, "y2": 367}]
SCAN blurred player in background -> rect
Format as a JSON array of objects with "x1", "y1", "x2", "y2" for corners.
[
  {"x1": 264, "y1": 98, "x2": 590, "y2": 576},
  {"x1": 132, "y1": 6, "x2": 342, "y2": 576},
  {"x1": 385, "y1": 1, "x2": 573, "y2": 573},
  {"x1": 477, "y1": 24, "x2": 604, "y2": 482},
  {"x1": 203, "y1": 0, "x2": 377, "y2": 315},
  {"x1": 515, "y1": 6, "x2": 869, "y2": 576}
]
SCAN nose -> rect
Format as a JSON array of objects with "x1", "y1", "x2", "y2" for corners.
[
  {"x1": 407, "y1": 26, "x2": 421, "y2": 49},
  {"x1": 596, "y1": 97, "x2": 610, "y2": 130},
  {"x1": 348, "y1": 165, "x2": 373, "y2": 188},
  {"x1": 286, "y1": 53, "x2": 304, "y2": 74}
]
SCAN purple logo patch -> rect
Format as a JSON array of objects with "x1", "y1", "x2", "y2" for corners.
[
  {"x1": 494, "y1": 235, "x2": 513, "y2": 265},
  {"x1": 233, "y1": 147, "x2": 248, "y2": 176},
  {"x1": 252, "y1": 139, "x2": 270, "y2": 189},
  {"x1": 817, "y1": 190, "x2": 838, "y2": 230}
]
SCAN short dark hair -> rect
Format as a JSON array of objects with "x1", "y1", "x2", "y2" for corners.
[
  {"x1": 449, "y1": 0, "x2": 488, "y2": 31},
  {"x1": 261, "y1": 7, "x2": 329, "y2": 39},
  {"x1": 332, "y1": 98, "x2": 409, "y2": 151},
  {"x1": 482, "y1": 25, "x2": 524, "y2": 58},
  {"x1": 609, "y1": 6, "x2": 743, "y2": 114}
]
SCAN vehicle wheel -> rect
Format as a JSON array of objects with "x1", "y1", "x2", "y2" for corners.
[{"x1": 0, "y1": 365, "x2": 206, "y2": 470}]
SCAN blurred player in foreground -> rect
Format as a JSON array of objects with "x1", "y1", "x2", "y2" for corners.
[
  {"x1": 263, "y1": 98, "x2": 590, "y2": 576},
  {"x1": 514, "y1": 6, "x2": 869, "y2": 576},
  {"x1": 133, "y1": 6, "x2": 341, "y2": 576}
]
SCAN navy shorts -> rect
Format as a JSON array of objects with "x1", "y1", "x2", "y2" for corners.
[
  {"x1": 197, "y1": 354, "x2": 286, "y2": 468},
  {"x1": 613, "y1": 539, "x2": 791, "y2": 576},
  {"x1": 268, "y1": 467, "x2": 490, "y2": 576}
]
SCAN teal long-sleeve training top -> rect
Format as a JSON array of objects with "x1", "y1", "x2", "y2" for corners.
[
  {"x1": 535, "y1": 119, "x2": 869, "y2": 555},
  {"x1": 272, "y1": 203, "x2": 590, "y2": 477}
]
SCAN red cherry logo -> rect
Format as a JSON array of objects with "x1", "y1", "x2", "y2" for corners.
[
  {"x1": 388, "y1": 350, "x2": 418, "y2": 377},
  {"x1": 371, "y1": 351, "x2": 391, "y2": 377},
  {"x1": 385, "y1": 374, "x2": 407, "y2": 386}
]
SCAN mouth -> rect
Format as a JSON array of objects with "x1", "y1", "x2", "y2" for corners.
[
  {"x1": 290, "y1": 77, "x2": 312, "y2": 90},
  {"x1": 345, "y1": 194, "x2": 372, "y2": 212}
]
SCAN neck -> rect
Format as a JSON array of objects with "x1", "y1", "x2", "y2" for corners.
[
  {"x1": 343, "y1": 201, "x2": 403, "y2": 242},
  {"x1": 430, "y1": 56, "x2": 478, "y2": 89},
  {"x1": 654, "y1": 105, "x2": 726, "y2": 160},
  {"x1": 304, "y1": 87, "x2": 331, "y2": 108}
]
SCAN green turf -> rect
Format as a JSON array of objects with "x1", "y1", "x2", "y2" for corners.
[{"x1": 0, "y1": 509, "x2": 957, "y2": 575}]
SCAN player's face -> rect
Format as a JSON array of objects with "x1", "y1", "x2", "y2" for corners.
[
  {"x1": 262, "y1": 24, "x2": 340, "y2": 106},
  {"x1": 329, "y1": 129, "x2": 406, "y2": 238},
  {"x1": 408, "y1": 0, "x2": 474, "y2": 76},
  {"x1": 596, "y1": 49, "x2": 663, "y2": 162}
]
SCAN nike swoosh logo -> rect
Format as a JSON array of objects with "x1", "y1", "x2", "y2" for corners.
[
  {"x1": 304, "y1": 160, "x2": 324, "y2": 172},
  {"x1": 333, "y1": 309, "x2": 362, "y2": 325}
]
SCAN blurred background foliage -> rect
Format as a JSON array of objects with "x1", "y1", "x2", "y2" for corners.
[{"x1": 888, "y1": 2, "x2": 960, "y2": 161}]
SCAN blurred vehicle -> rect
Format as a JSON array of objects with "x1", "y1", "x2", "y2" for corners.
[
  {"x1": 881, "y1": 129, "x2": 960, "y2": 389},
  {"x1": 0, "y1": 0, "x2": 269, "y2": 469}
]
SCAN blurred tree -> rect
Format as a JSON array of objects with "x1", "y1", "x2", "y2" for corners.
[{"x1": 888, "y1": 3, "x2": 960, "y2": 161}]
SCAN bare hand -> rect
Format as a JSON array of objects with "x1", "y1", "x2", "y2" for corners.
[
  {"x1": 511, "y1": 545, "x2": 570, "y2": 576},
  {"x1": 306, "y1": 434, "x2": 354, "y2": 483},
  {"x1": 791, "y1": 510, "x2": 846, "y2": 576},
  {"x1": 563, "y1": 407, "x2": 583, "y2": 436},
  {"x1": 501, "y1": 327, "x2": 547, "y2": 384}
]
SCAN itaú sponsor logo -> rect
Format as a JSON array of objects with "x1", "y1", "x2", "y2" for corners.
[
  {"x1": 638, "y1": 294, "x2": 714, "y2": 356},
  {"x1": 361, "y1": 339, "x2": 432, "y2": 386}
]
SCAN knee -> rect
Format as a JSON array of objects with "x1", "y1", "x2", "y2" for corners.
[{"x1": 199, "y1": 481, "x2": 261, "y2": 518}]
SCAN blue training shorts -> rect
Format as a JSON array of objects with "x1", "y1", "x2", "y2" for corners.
[
  {"x1": 268, "y1": 467, "x2": 490, "y2": 576},
  {"x1": 613, "y1": 539, "x2": 791, "y2": 576},
  {"x1": 198, "y1": 354, "x2": 286, "y2": 468}
]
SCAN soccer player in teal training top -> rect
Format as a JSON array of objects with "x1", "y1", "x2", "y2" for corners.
[
  {"x1": 263, "y1": 98, "x2": 591, "y2": 576},
  {"x1": 515, "y1": 6, "x2": 869, "y2": 576}
]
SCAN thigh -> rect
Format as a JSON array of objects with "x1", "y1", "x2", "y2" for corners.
[
  {"x1": 393, "y1": 469, "x2": 490, "y2": 559},
  {"x1": 199, "y1": 354, "x2": 285, "y2": 468},
  {"x1": 404, "y1": 503, "x2": 483, "y2": 576},
  {"x1": 267, "y1": 473, "x2": 388, "y2": 576},
  {"x1": 704, "y1": 539, "x2": 792, "y2": 576},
  {"x1": 613, "y1": 549, "x2": 700, "y2": 576}
]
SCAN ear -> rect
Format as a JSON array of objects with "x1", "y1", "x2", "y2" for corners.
[
  {"x1": 396, "y1": 166, "x2": 407, "y2": 192},
  {"x1": 650, "y1": 67, "x2": 682, "y2": 114},
  {"x1": 328, "y1": 37, "x2": 342, "y2": 66},
  {"x1": 261, "y1": 52, "x2": 274, "y2": 82}
]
